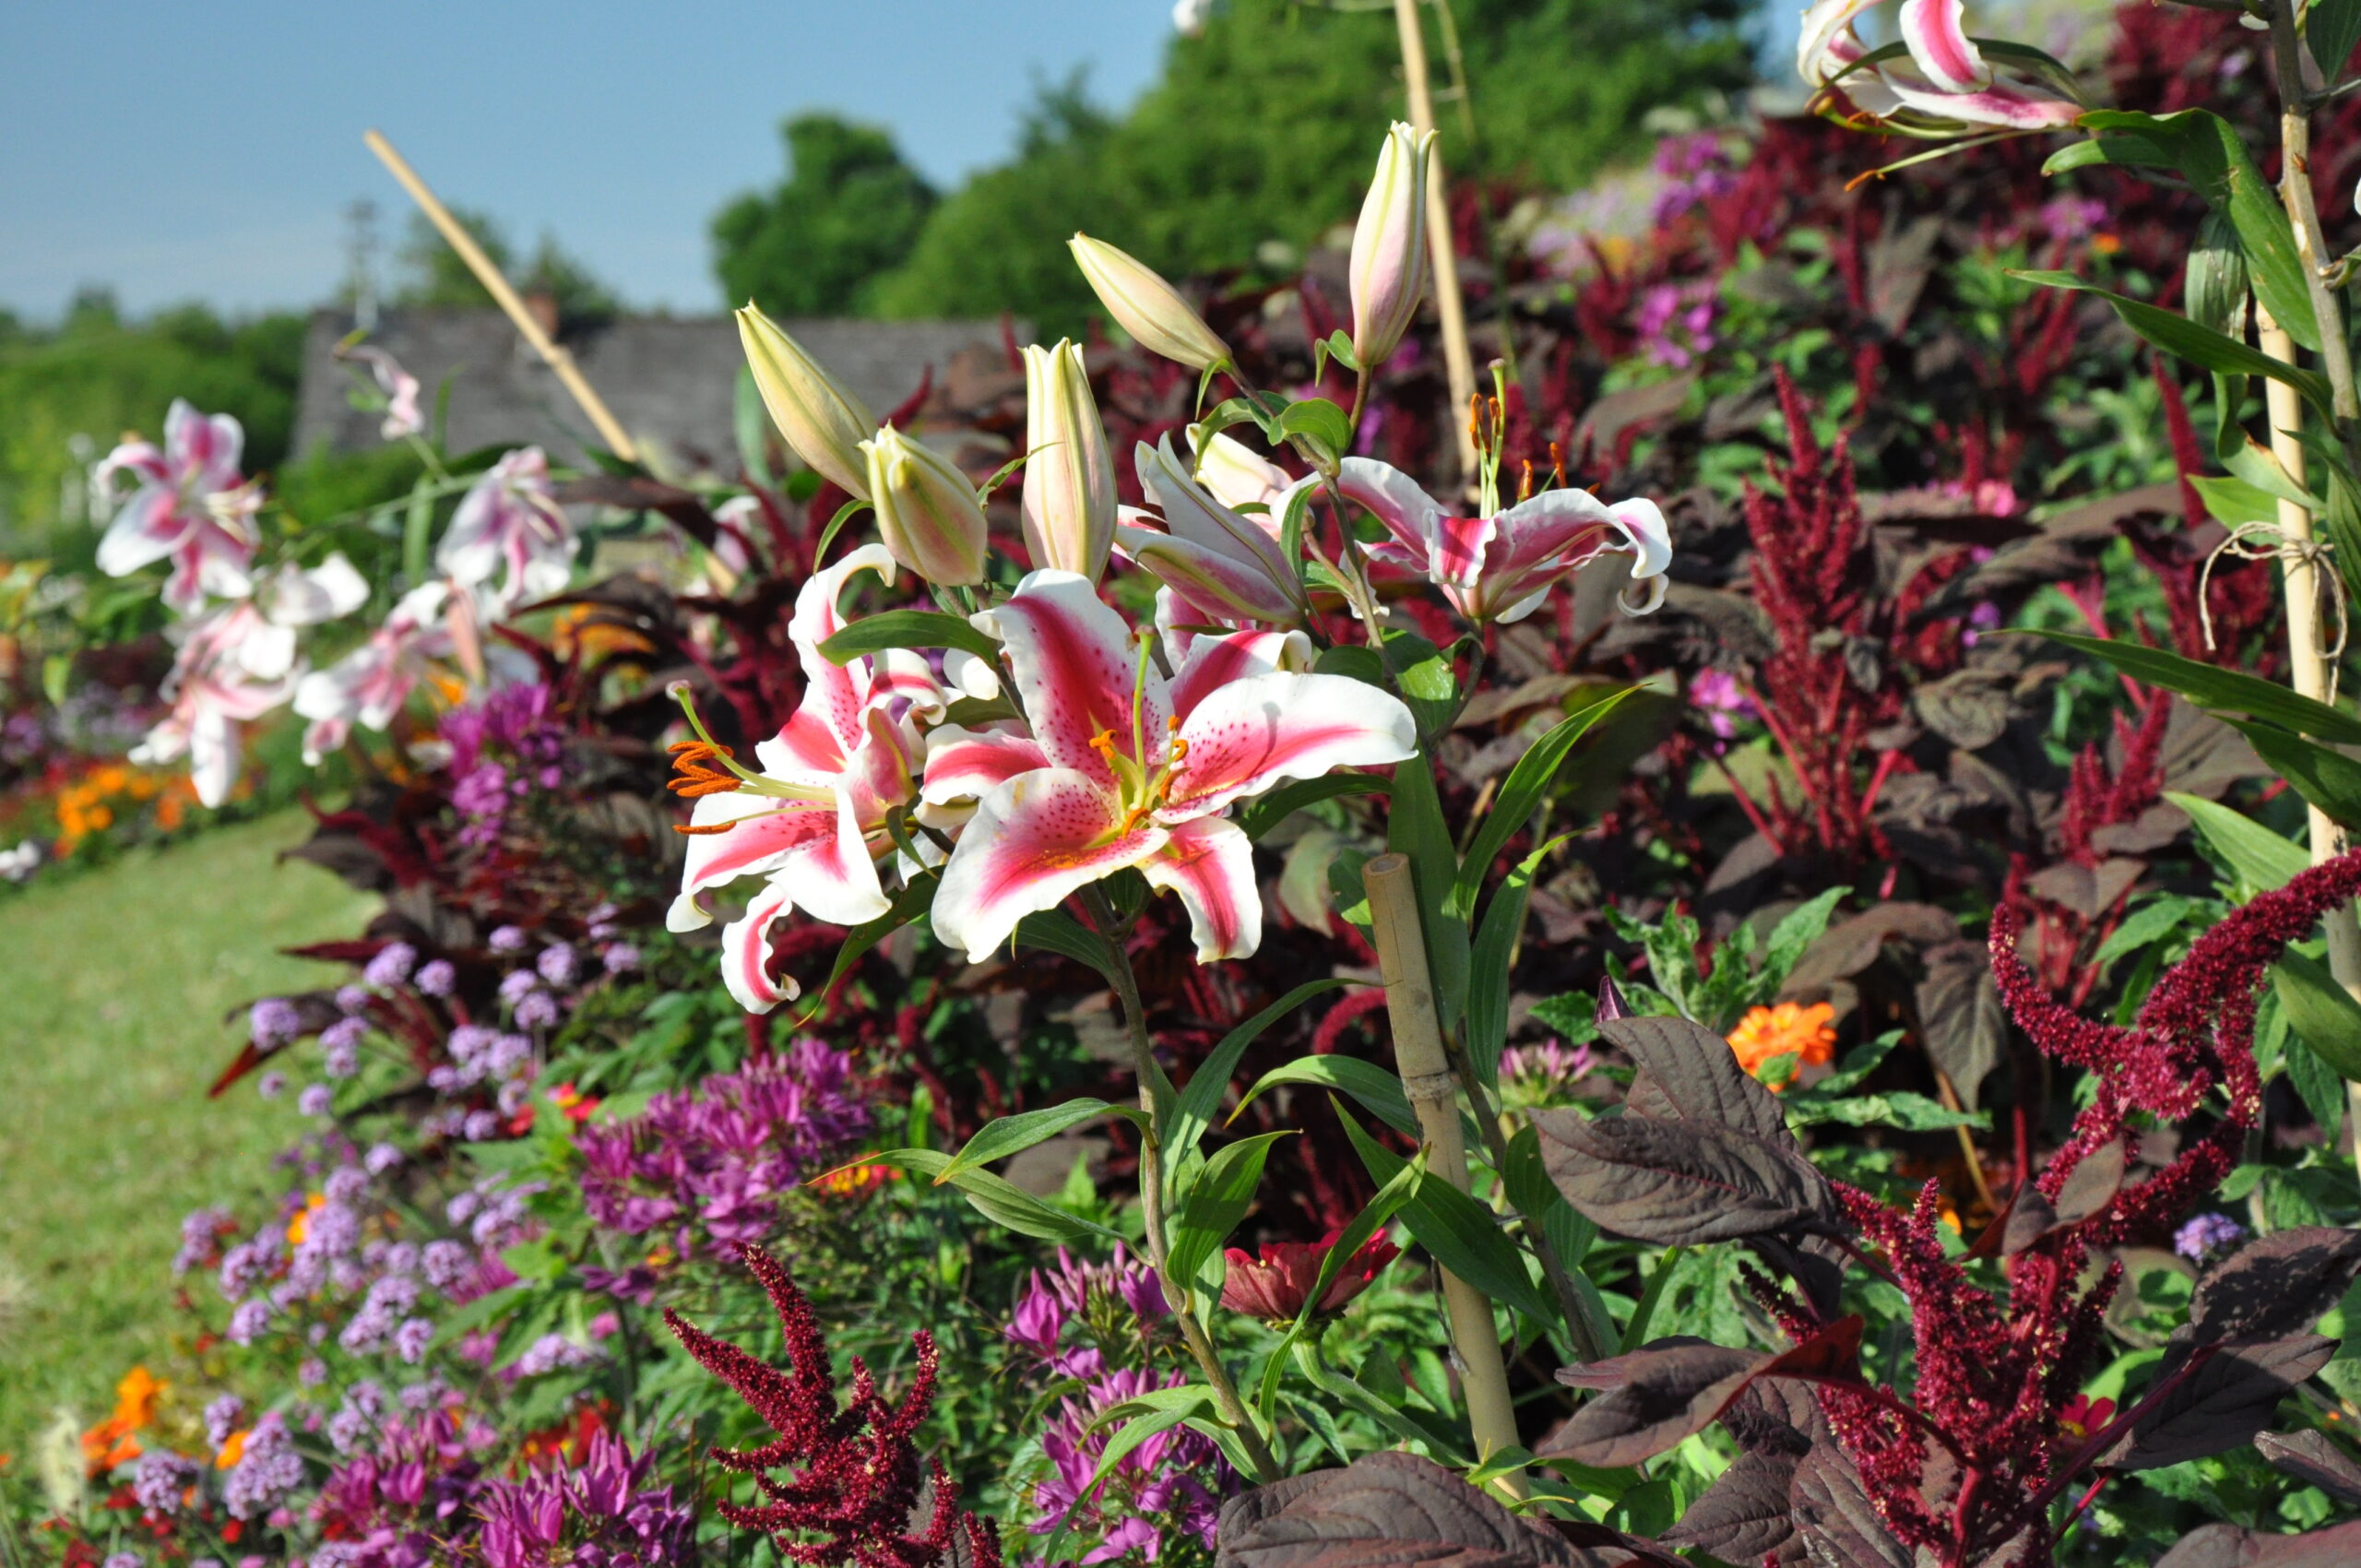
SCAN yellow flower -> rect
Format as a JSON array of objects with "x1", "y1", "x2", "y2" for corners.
[{"x1": 1726, "y1": 1002, "x2": 1837, "y2": 1089}]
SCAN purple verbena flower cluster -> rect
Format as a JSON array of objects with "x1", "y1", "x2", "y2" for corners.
[{"x1": 440, "y1": 683, "x2": 566, "y2": 849}]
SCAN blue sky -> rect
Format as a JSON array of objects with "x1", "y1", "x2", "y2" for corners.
[
  {"x1": 0, "y1": 1, "x2": 1173, "y2": 319},
  {"x1": 4, "y1": 2, "x2": 1796, "y2": 323}
]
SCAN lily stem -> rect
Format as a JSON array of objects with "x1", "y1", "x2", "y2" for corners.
[{"x1": 1086, "y1": 887, "x2": 1281, "y2": 1483}]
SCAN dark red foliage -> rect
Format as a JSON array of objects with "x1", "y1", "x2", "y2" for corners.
[
  {"x1": 663, "y1": 1243, "x2": 1002, "y2": 1568},
  {"x1": 1779, "y1": 850, "x2": 2361, "y2": 1564}
]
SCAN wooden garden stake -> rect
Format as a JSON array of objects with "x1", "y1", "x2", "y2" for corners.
[
  {"x1": 1364, "y1": 852, "x2": 1525, "y2": 1494},
  {"x1": 363, "y1": 129, "x2": 641, "y2": 463},
  {"x1": 1390, "y1": 0, "x2": 1480, "y2": 482}
]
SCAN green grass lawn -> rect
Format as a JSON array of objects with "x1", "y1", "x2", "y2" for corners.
[{"x1": 0, "y1": 812, "x2": 374, "y2": 1461}]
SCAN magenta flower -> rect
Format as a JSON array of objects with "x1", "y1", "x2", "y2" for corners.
[
  {"x1": 1305, "y1": 458, "x2": 1670, "y2": 624},
  {"x1": 94, "y1": 399, "x2": 261, "y2": 614},
  {"x1": 1800, "y1": 0, "x2": 2084, "y2": 131},
  {"x1": 925, "y1": 571, "x2": 1416, "y2": 964}
]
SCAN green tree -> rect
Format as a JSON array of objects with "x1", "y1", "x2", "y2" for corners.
[
  {"x1": 869, "y1": 0, "x2": 1755, "y2": 333},
  {"x1": 710, "y1": 113, "x2": 938, "y2": 315},
  {"x1": 393, "y1": 208, "x2": 618, "y2": 326}
]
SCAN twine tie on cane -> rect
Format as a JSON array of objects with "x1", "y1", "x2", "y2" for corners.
[{"x1": 2201, "y1": 521, "x2": 2347, "y2": 700}]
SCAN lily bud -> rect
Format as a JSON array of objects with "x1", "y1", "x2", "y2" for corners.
[
  {"x1": 1348, "y1": 122, "x2": 1438, "y2": 370},
  {"x1": 1067, "y1": 234, "x2": 1231, "y2": 371},
  {"x1": 736, "y1": 303, "x2": 875, "y2": 499},
  {"x1": 860, "y1": 426, "x2": 988, "y2": 586},
  {"x1": 1020, "y1": 340, "x2": 1117, "y2": 581}
]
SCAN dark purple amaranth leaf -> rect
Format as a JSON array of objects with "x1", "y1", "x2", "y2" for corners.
[
  {"x1": 1721, "y1": 1376, "x2": 1828, "y2": 1457},
  {"x1": 1657, "y1": 1448, "x2": 1797, "y2": 1560},
  {"x1": 2000, "y1": 1138, "x2": 2127, "y2": 1256},
  {"x1": 2253, "y1": 1430, "x2": 2361, "y2": 1504},
  {"x1": 2189, "y1": 1228, "x2": 2361, "y2": 1345},
  {"x1": 1542, "y1": 1319, "x2": 1862, "y2": 1469},
  {"x1": 1914, "y1": 939, "x2": 2004, "y2": 1111},
  {"x1": 2153, "y1": 1519, "x2": 2361, "y2": 1568},
  {"x1": 1745, "y1": 1233, "x2": 1848, "y2": 1322},
  {"x1": 1534, "y1": 1111, "x2": 1842, "y2": 1246},
  {"x1": 1787, "y1": 1443, "x2": 1912, "y2": 1568},
  {"x1": 1215, "y1": 1452, "x2": 1636, "y2": 1568},
  {"x1": 2106, "y1": 1336, "x2": 2338, "y2": 1471},
  {"x1": 1597, "y1": 1015, "x2": 1791, "y2": 1145}
]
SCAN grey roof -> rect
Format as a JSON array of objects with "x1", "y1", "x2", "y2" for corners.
[{"x1": 291, "y1": 307, "x2": 1016, "y2": 475}]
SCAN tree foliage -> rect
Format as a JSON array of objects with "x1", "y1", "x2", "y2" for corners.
[
  {"x1": 711, "y1": 113, "x2": 939, "y2": 316},
  {"x1": 867, "y1": 0, "x2": 1756, "y2": 332}
]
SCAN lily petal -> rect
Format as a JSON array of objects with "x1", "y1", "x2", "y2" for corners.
[
  {"x1": 931, "y1": 767, "x2": 1162, "y2": 962},
  {"x1": 767, "y1": 543, "x2": 899, "y2": 778},
  {"x1": 1162, "y1": 671, "x2": 1418, "y2": 821},
  {"x1": 1167, "y1": 628, "x2": 1313, "y2": 721},
  {"x1": 1118, "y1": 526, "x2": 1303, "y2": 629},
  {"x1": 921, "y1": 725, "x2": 1053, "y2": 805},
  {"x1": 719, "y1": 881, "x2": 801, "y2": 1014},
  {"x1": 96, "y1": 488, "x2": 189, "y2": 576},
  {"x1": 1143, "y1": 816, "x2": 1262, "y2": 961},
  {"x1": 1324, "y1": 458, "x2": 1448, "y2": 562},
  {"x1": 673, "y1": 791, "x2": 843, "y2": 923},
  {"x1": 1898, "y1": 0, "x2": 1989, "y2": 93},
  {"x1": 975, "y1": 570, "x2": 1170, "y2": 779}
]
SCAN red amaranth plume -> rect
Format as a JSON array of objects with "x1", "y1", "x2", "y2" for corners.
[
  {"x1": 1764, "y1": 849, "x2": 2361, "y2": 1566},
  {"x1": 664, "y1": 1243, "x2": 1002, "y2": 1568}
]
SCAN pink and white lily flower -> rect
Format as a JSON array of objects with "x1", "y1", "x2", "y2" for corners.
[
  {"x1": 437, "y1": 447, "x2": 577, "y2": 612},
  {"x1": 94, "y1": 399, "x2": 263, "y2": 614},
  {"x1": 292, "y1": 578, "x2": 481, "y2": 763},
  {"x1": 1298, "y1": 457, "x2": 1670, "y2": 624},
  {"x1": 341, "y1": 345, "x2": 425, "y2": 440},
  {"x1": 133, "y1": 554, "x2": 369, "y2": 806},
  {"x1": 667, "y1": 544, "x2": 943, "y2": 1014},
  {"x1": 1799, "y1": 0, "x2": 2083, "y2": 132},
  {"x1": 927, "y1": 571, "x2": 1417, "y2": 965},
  {"x1": 1116, "y1": 434, "x2": 1307, "y2": 628}
]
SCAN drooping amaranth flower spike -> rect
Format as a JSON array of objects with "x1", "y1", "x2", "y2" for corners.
[{"x1": 664, "y1": 1242, "x2": 1002, "y2": 1568}]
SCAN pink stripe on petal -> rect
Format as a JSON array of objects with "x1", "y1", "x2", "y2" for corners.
[
  {"x1": 1143, "y1": 817, "x2": 1261, "y2": 962},
  {"x1": 1123, "y1": 532, "x2": 1301, "y2": 630},
  {"x1": 921, "y1": 726, "x2": 1052, "y2": 803},
  {"x1": 1882, "y1": 73, "x2": 2082, "y2": 128},
  {"x1": 771, "y1": 787, "x2": 893, "y2": 928},
  {"x1": 787, "y1": 544, "x2": 898, "y2": 757},
  {"x1": 720, "y1": 881, "x2": 801, "y2": 1014},
  {"x1": 96, "y1": 489, "x2": 190, "y2": 576},
  {"x1": 678, "y1": 793, "x2": 839, "y2": 900},
  {"x1": 930, "y1": 767, "x2": 1155, "y2": 963},
  {"x1": 1898, "y1": 0, "x2": 1988, "y2": 93},
  {"x1": 1167, "y1": 629, "x2": 1311, "y2": 721},
  {"x1": 1427, "y1": 510, "x2": 1496, "y2": 589},
  {"x1": 1330, "y1": 459, "x2": 1447, "y2": 562},
  {"x1": 1163, "y1": 671, "x2": 1418, "y2": 821},
  {"x1": 980, "y1": 570, "x2": 1170, "y2": 778}
]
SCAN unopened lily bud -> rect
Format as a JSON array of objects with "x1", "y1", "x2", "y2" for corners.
[
  {"x1": 1068, "y1": 234, "x2": 1231, "y2": 371},
  {"x1": 1348, "y1": 122, "x2": 1438, "y2": 370},
  {"x1": 1021, "y1": 340, "x2": 1117, "y2": 581},
  {"x1": 860, "y1": 426, "x2": 988, "y2": 586},
  {"x1": 737, "y1": 303, "x2": 875, "y2": 499}
]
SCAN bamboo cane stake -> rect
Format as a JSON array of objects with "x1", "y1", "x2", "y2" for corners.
[
  {"x1": 2255, "y1": 309, "x2": 2361, "y2": 1162},
  {"x1": 363, "y1": 129, "x2": 641, "y2": 463},
  {"x1": 1390, "y1": 0, "x2": 1481, "y2": 483},
  {"x1": 1364, "y1": 852, "x2": 1525, "y2": 1494}
]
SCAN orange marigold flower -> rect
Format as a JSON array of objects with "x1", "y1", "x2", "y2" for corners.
[
  {"x1": 286, "y1": 1192, "x2": 328, "y2": 1246},
  {"x1": 1726, "y1": 1001, "x2": 1837, "y2": 1088},
  {"x1": 214, "y1": 1430, "x2": 248, "y2": 1470}
]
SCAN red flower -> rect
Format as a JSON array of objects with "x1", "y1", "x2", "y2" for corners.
[
  {"x1": 1220, "y1": 1228, "x2": 1401, "y2": 1320},
  {"x1": 2057, "y1": 1395, "x2": 2116, "y2": 1442}
]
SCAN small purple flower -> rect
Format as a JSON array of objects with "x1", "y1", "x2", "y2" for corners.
[
  {"x1": 2174, "y1": 1211, "x2": 2248, "y2": 1262},
  {"x1": 394, "y1": 1317, "x2": 435, "y2": 1364},
  {"x1": 325, "y1": 1166, "x2": 368, "y2": 1204},
  {"x1": 105, "y1": 1553, "x2": 141, "y2": 1568},
  {"x1": 514, "y1": 991, "x2": 560, "y2": 1030},
  {"x1": 415, "y1": 958, "x2": 457, "y2": 997},
  {"x1": 249, "y1": 997, "x2": 303, "y2": 1048},
  {"x1": 334, "y1": 983, "x2": 372, "y2": 1015},
  {"x1": 222, "y1": 1413, "x2": 303, "y2": 1518},
  {"x1": 204, "y1": 1394, "x2": 246, "y2": 1448},
  {"x1": 364, "y1": 1141, "x2": 405, "y2": 1175},
  {"x1": 298, "y1": 1357, "x2": 327, "y2": 1387},
  {"x1": 363, "y1": 941, "x2": 417, "y2": 989},
  {"x1": 227, "y1": 1298, "x2": 273, "y2": 1345},
  {"x1": 135, "y1": 1450, "x2": 202, "y2": 1515},
  {"x1": 174, "y1": 1206, "x2": 234, "y2": 1275},
  {"x1": 256, "y1": 1071, "x2": 287, "y2": 1100},
  {"x1": 497, "y1": 969, "x2": 541, "y2": 1005},
  {"x1": 488, "y1": 924, "x2": 528, "y2": 953},
  {"x1": 601, "y1": 943, "x2": 640, "y2": 975},
  {"x1": 511, "y1": 1332, "x2": 602, "y2": 1377},
  {"x1": 463, "y1": 1110, "x2": 500, "y2": 1142},
  {"x1": 535, "y1": 944, "x2": 576, "y2": 987},
  {"x1": 299, "y1": 1083, "x2": 336, "y2": 1119},
  {"x1": 320, "y1": 1016, "x2": 368, "y2": 1077}
]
